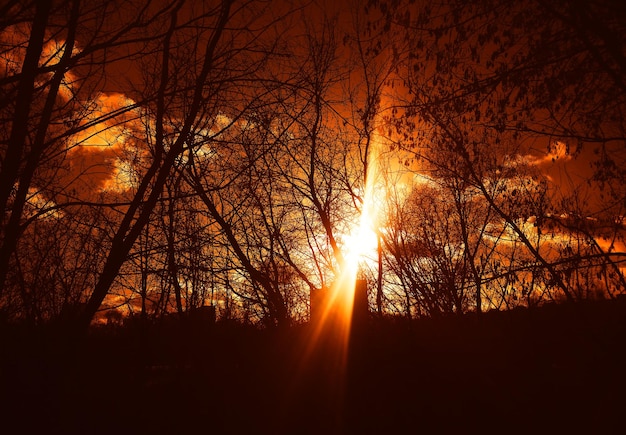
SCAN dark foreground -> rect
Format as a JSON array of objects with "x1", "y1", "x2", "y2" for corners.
[{"x1": 2, "y1": 300, "x2": 626, "y2": 434}]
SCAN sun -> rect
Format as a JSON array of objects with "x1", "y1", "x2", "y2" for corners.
[
  {"x1": 292, "y1": 133, "x2": 389, "y2": 412},
  {"x1": 344, "y1": 207, "x2": 380, "y2": 270}
]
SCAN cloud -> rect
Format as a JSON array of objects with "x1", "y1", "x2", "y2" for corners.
[
  {"x1": 544, "y1": 141, "x2": 572, "y2": 163},
  {"x1": 69, "y1": 93, "x2": 138, "y2": 148}
]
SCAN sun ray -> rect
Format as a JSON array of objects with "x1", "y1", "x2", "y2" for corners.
[{"x1": 287, "y1": 130, "x2": 389, "y2": 423}]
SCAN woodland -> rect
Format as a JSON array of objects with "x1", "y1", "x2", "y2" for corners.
[{"x1": 1, "y1": 0, "x2": 625, "y2": 432}]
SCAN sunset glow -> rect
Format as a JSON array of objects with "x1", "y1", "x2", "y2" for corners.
[
  {"x1": 344, "y1": 206, "x2": 380, "y2": 271},
  {"x1": 295, "y1": 132, "x2": 388, "y2": 400},
  {"x1": 3, "y1": 0, "x2": 626, "y2": 433}
]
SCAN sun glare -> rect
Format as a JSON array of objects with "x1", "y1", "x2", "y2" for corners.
[
  {"x1": 303, "y1": 138, "x2": 387, "y2": 346},
  {"x1": 345, "y1": 207, "x2": 380, "y2": 268},
  {"x1": 291, "y1": 123, "x2": 389, "y2": 416}
]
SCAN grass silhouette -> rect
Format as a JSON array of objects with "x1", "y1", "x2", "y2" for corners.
[{"x1": 1, "y1": 299, "x2": 625, "y2": 434}]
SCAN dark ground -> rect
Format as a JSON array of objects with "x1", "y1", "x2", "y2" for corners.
[{"x1": 2, "y1": 299, "x2": 626, "y2": 434}]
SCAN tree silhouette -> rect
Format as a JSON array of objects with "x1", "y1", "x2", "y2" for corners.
[
  {"x1": 0, "y1": 0, "x2": 624, "y2": 327},
  {"x1": 373, "y1": 0, "x2": 626, "y2": 308}
]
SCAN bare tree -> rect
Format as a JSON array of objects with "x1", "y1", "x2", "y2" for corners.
[
  {"x1": 0, "y1": 0, "x2": 179, "y2": 301},
  {"x1": 372, "y1": 0, "x2": 626, "y2": 306}
]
